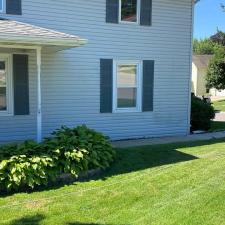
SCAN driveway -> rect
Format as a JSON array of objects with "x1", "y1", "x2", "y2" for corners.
[
  {"x1": 214, "y1": 112, "x2": 225, "y2": 122},
  {"x1": 211, "y1": 96, "x2": 225, "y2": 102}
]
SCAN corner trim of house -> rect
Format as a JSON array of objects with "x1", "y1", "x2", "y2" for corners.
[{"x1": 187, "y1": 0, "x2": 195, "y2": 135}]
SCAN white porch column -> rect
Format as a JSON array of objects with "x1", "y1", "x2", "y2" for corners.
[{"x1": 36, "y1": 47, "x2": 42, "y2": 143}]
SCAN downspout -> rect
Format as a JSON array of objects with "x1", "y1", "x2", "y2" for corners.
[
  {"x1": 187, "y1": 0, "x2": 195, "y2": 135},
  {"x1": 36, "y1": 47, "x2": 42, "y2": 143}
]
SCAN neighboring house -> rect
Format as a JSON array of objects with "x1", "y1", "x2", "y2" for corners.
[
  {"x1": 0, "y1": 0, "x2": 194, "y2": 143},
  {"x1": 192, "y1": 55, "x2": 212, "y2": 96},
  {"x1": 192, "y1": 55, "x2": 225, "y2": 97},
  {"x1": 210, "y1": 89, "x2": 225, "y2": 97}
]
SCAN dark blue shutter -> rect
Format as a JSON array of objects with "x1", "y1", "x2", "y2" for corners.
[
  {"x1": 140, "y1": 0, "x2": 152, "y2": 26},
  {"x1": 6, "y1": 0, "x2": 22, "y2": 15},
  {"x1": 100, "y1": 59, "x2": 113, "y2": 113},
  {"x1": 13, "y1": 54, "x2": 29, "y2": 115},
  {"x1": 142, "y1": 60, "x2": 154, "y2": 112},
  {"x1": 106, "y1": 0, "x2": 119, "y2": 23}
]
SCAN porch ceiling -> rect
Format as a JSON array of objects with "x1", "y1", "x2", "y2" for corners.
[{"x1": 0, "y1": 18, "x2": 87, "y2": 51}]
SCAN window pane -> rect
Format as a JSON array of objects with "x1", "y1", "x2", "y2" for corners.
[
  {"x1": 117, "y1": 88, "x2": 136, "y2": 108},
  {"x1": 0, "y1": 0, "x2": 3, "y2": 11},
  {"x1": 0, "y1": 87, "x2": 6, "y2": 111},
  {"x1": 0, "y1": 61, "x2": 6, "y2": 86},
  {"x1": 121, "y1": 0, "x2": 137, "y2": 22},
  {"x1": 117, "y1": 64, "x2": 137, "y2": 87},
  {"x1": 0, "y1": 61, "x2": 5, "y2": 70}
]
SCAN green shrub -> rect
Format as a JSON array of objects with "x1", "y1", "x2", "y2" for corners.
[
  {"x1": 0, "y1": 141, "x2": 56, "y2": 191},
  {"x1": 0, "y1": 125, "x2": 116, "y2": 192},
  {"x1": 0, "y1": 141, "x2": 42, "y2": 159},
  {"x1": 0, "y1": 154, "x2": 55, "y2": 191},
  {"x1": 191, "y1": 96, "x2": 215, "y2": 131},
  {"x1": 43, "y1": 125, "x2": 115, "y2": 176},
  {"x1": 206, "y1": 59, "x2": 225, "y2": 90},
  {"x1": 193, "y1": 38, "x2": 225, "y2": 57}
]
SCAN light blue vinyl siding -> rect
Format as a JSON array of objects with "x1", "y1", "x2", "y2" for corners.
[{"x1": 0, "y1": 0, "x2": 193, "y2": 142}]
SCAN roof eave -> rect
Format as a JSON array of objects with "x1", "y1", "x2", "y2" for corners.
[{"x1": 0, "y1": 35, "x2": 88, "y2": 51}]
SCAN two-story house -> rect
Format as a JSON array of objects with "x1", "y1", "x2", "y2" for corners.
[{"x1": 0, "y1": 0, "x2": 194, "y2": 143}]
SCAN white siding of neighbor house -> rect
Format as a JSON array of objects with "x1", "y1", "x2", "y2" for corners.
[
  {"x1": 197, "y1": 68, "x2": 207, "y2": 96},
  {"x1": 192, "y1": 63, "x2": 207, "y2": 97},
  {"x1": 210, "y1": 89, "x2": 225, "y2": 97},
  {"x1": 192, "y1": 63, "x2": 198, "y2": 95},
  {"x1": 0, "y1": 0, "x2": 193, "y2": 142}
]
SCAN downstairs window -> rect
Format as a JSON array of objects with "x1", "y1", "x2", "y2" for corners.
[
  {"x1": 0, "y1": 55, "x2": 12, "y2": 115},
  {"x1": 113, "y1": 61, "x2": 142, "y2": 112}
]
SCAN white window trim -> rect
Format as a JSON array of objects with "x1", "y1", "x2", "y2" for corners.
[
  {"x1": 119, "y1": 0, "x2": 141, "y2": 25},
  {"x1": 0, "y1": 0, "x2": 5, "y2": 13},
  {"x1": 0, "y1": 54, "x2": 13, "y2": 116},
  {"x1": 113, "y1": 60, "x2": 142, "y2": 113}
]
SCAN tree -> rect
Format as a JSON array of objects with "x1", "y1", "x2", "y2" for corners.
[
  {"x1": 195, "y1": 0, "x2": 224, "y2": 11},
  {"x1": 194, "y1": 32, "x2": 225, "y2": 92},
  {"x1": 193, "y1": 39, "x2": 215, "y2": 55},
  {"x1": 210, "y1": 31, "x2": 225, "y2": 59},
  {"x1": 206, "y1": 58, "x2": 225, "y2": 90},
  {"x1": 193, "y1": 6, "x2": 225, "y2": 92},
  {"x1": 221, "y1": 3, "x2": 225, "y2": 11},
  {"x1": 210, "y1": 31, "x2": 225, "y2": 46},
  {"x1": 193, "y1": 38, "x2": 225, "y2": 58}
]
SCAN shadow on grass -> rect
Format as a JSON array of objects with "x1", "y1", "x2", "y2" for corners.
[
  {"x1": 10, "y1": 214, "x2": 45, "y2": 225},
  {"x1": 9, "y1": 214, "x2": 118, "y2": 225},
  {"x1": 101, "y1": 144, "x2": 198, "y2": 179},
  {"x1": 2, "y1": 138, "x2": 225, "y2": 197},
  {"x1": 214, "y1": 110, "x2": 221, "y2": 113},
  {"x1": 67, "y1": 223, "x2": 119, "y2": 225},
  {"x1": 210, "y1": 121, "x2": 225, "y2": 131}
]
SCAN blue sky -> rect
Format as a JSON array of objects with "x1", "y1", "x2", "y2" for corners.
[{"x1": 194, "y1": 0, "x2": 225, "y2": 39}]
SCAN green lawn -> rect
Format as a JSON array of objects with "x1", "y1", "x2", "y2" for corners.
[
  {"x1": 210, "y1": 100, "x2": 225, "y2": 131},
  {"x1": 1, "y1": 139, "x2": 225, "y2": 225},
  {"x1": 213, "y1": 100, "x2": 225, "y2": 112}
]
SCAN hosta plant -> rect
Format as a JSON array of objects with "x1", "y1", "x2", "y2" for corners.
[{"x1": 0, "y1": 125, "x2": 116, "y2": 192}]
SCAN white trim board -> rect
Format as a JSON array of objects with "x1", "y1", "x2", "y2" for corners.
[
  {"x1": 0, "y1": 54, "x2": 13, "y2": 117},
  {"x1": 113, "y1": 60, "x2": 142, "y2": 113},
  {"x1": 119, "y1": 0, "x2": 141, "y2": 25}
]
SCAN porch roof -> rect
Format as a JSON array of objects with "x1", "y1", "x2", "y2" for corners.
[{"x1": 0, "y1": 18, "x2": 87, "y2": 51}]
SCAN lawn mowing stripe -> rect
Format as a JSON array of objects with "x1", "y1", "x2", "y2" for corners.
[
  {"x1": 131, "y1": 159, "x2": 225, "y2": 225},
  {"x1": 43, "y1": 158, "x2": 219, "y2": 224},
  {"x1": 2, "y1": 140, "x2": 225, "y2": 225},
  {"x1": 0, "y1": 164, "x2": 176, "y2": 210},
  {"x1": 0, "y1": 157, "x2": 196, "y2": 218}
]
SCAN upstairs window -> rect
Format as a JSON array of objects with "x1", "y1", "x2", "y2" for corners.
[
  {"x1": 106, "y1": 0, "x2": 152, "y2": 26},
  {"x1": 0, "y1": 0, "x2": 22, "y2": 15},
  {"x1": 0, "y1": 0, "x2": 4, "y2": 13},
  {"x1": 120, "y1": 0, "x2": 139, "y2": 23}
]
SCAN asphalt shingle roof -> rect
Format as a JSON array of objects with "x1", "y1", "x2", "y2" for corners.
[
  {"x1": 0, "y1": 18, "x2": 87, "y2": 49},
  {"x1": 193, "y1": 55, "x2": 213, "y2": 69},
  {"x1": 0, "y1": 18, "x2": 79, "y2": 39}
]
